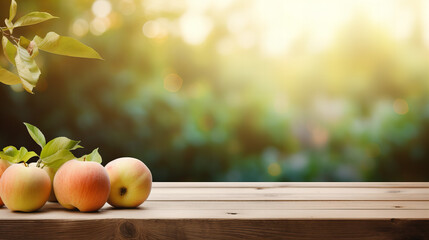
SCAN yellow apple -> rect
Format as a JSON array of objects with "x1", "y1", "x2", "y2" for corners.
[
  {"x1": 0, "y1": 159, "x2": 11, "y2": 207},
  {"x1": 44, "y1": 166, "x2": 58, "y2": 202},
  {"x1": 53, "y1": 159, "x2": 110, "y2": 212},
  {"x1": 28, "y1": 163, "x2": 57, "y2": 202},
  {"x1": 0, "y1": 164, "x2": 51, "y2": 212},
  {"x1": 106, "y1": 157, "x2": 152, "y2": 208}
]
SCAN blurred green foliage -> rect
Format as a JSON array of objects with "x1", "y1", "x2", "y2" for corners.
[{"x1": 0, "y1": 0, "x2": 428, "y2": 181}]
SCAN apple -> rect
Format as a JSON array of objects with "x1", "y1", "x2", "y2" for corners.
[
  {"x1": 44, "y1": 166, "x2": 58, "y2": 202},
  {"x1": 106, "y1": 157, "x2": 152, "y2": 208},
  {"x1": 29, "y1": 163, "x2": 57, "y2": 202},
  {"x1": 0, "y1": 159, "x2": 11, "y2": 207},
  {"x1": 53, "y1": 159, "x2": 110, "y2": 212},
  {"x1": 0, "y1": 163, "x2": 51, "y2": 212}
]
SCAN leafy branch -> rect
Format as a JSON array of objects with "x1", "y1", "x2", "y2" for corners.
[
  {"x1": 0, "y1": 123, "x2": 102, "y2": 168},
  {"x1": 0, "y1": 0, "x2": 102, "y2": 94},
  {"x1": 0, "y1": 145, "x2": 37, "y2": 166},
  {"x1": 23, "y1": 123, "x2": 102, "y2": 169}
]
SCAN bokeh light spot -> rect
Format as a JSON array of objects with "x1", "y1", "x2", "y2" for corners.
[
  {"x1": 72, "y1": 18, "x2": 89, "y2": 37},
  {"x1": 142, "y1": 20, "x2": 160, "y2": 38},
  {"x1": 311, "y1": 126, "x2": 329, "y2": 148},
  {"x1": 164, "y1": 74, "x2": 183, "y2": 92},
  {"x1": 268, "y1": 162, "x2": 282, "y2": 177},
  {"x1": 92, "y1": 0, "x2": 112, "y2": 18},
  {"x1": 393, "y1": 99, "x2": 409, "y2": 115},
  {"x1": 90, "y1": 18, "x2": 110, "y2": 35},
  {"x1": 179, "y1": 13, "x2": 213, "y2": 45},
  {"x1": 142, "y1": 19, "x2": 168, "y2": 39},
  {"x1": 10, "y1": 84, "x2": 24, "y2": 92}
]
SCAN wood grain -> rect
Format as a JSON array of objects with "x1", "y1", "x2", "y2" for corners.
[
  {"x1": 153, "y1": 182, "x2": 429, "y2": 188},
  {"x1": 1, "y1": 203, "x2": 429, "y2": 220},
  {"x1": 148, "y1": 187, "x2": 429, "y2": 201},
  {"x1": 1, "y1": 219, "x2": 429, "y2": 240},
  {"x1": 0, "y1": 182, "x2": 428, "y2": 239}
]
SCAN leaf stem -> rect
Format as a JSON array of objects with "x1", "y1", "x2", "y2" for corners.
[
  {"x1": 36, "y1": 158, "x2": 42, "y2": 168},
  {"x1": 0, "y1": 27, "x2": 19, "y2": 45}
]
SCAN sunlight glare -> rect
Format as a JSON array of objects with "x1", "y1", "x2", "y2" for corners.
[
  {"x1": 179, "y1": 12, "x2": 213, "y2": 45},
  {"x1": 92, "y1": 0, "x2": 112, "y2": 18}
]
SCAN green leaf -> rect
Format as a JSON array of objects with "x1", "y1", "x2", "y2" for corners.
[
  {"x1": 40, "y1": 149, "x2": 75, "y2": 170},
  {"x1": 15, "y1": 45, "x2": 41, "y2": 93},
  {"x1": 0, "y1": 146, "x2": 37, "y2": 163},
  {"x1": 38, "y1": 135, "x2": 82, "y2": 169},
  {"x1": 4, "y1": 19, "x2": 14, "y2": 33},
  {"x1": 34, "y1": 32, "x2": 103, "y2": 59},
  {"x1": 2, "y1": 36, "x2": 17, "y2": 65},
  {"x1": 13, "y1": 12, "x2": 57, "y2": 28},
  {"x1": 0, "y1": 66, "x2": 21, "y2": 85},
  {"x1": 9, "y1": 0, "x2": 17, "y2": 21},
  {"x1": 19, "y1": 36, "x2": 31, "y2": 48},
  {"x1": 0, "y1": 152, "x2": 13, "y2": 162},
  {"x1": 20, "y1": 151, "x2": 38, "y2": 163},
  {"x1": 3, "y1": 146, "x2": 18, "y2": 157},
  {"x1": 40, "y1": 136, "x2": 82, "y2": 159},
  {"x1": 19, "y1": 36, "x2": 38, "y2": 58},
  {"x1": 24, "y1": 122, "x2": 46, "y2": 148},
  {"x1": 0, "y1": 146, "x2": 18, "y2": 162},
  {"x1": 79, "y1": 148, "x2": 102, "y2": 164},
  {"x1": 16, "y1": 147, "x2": 28, "y2": 161},
  {"x1": 16, "y1": 147, "x2": 37, "y2": 163}
]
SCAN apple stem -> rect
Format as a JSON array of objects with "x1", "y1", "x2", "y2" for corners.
[
  {"x1": 83, "y1": 157, "x2": 86, "y2": 162},
  {"x1": 23, "y1": 162, "x2": 28, "y2": 167}
]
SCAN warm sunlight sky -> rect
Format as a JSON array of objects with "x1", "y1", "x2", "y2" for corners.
[{"x1": 83, "y1": 0, "x2": 428, "y2": 56}]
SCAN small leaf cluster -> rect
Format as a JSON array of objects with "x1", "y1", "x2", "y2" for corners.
[
  {"x1": 0, "y1": 123, "x2": 102, "y2": 169},
  {"x1": 0, "y1": 0, "x2": 102, "y2": 94},
  {"x1": 0, "y1": 146, "x2": 37, "y2": 164}
]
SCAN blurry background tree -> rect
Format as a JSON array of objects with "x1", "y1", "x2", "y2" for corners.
[{"x1": 0, "y1": 0, "x2": 428, "y2": 181}]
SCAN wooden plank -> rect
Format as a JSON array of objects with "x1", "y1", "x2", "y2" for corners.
[
  {"x1": 153, "y1": 182, "x2": 429, "y2": 188},
  {"x1": 1, "y1": 219, "x2": 428, "y2": 240},
  {"x1": 1, "y1": 203, "x2": 429, "y2": 220},
  {"x1": 128, "y1": 200, "x2": 429, "y2": 210},
  {"x1": 1, "y1": 182, "x2": 428, "y2": 239},
  {"x1": 1, "y1": 200, "x2": 428, "y2": 222},
  {"x1": 148, "y1": 187, "x2": 429, "y2": 201}
]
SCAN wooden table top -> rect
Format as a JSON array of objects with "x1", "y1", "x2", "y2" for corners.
[{"x1": 1, "y1": 182, "x2": 429, "y2": 239}]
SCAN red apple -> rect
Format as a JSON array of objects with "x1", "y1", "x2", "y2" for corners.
[
  {"x1": 53, "y1": 159, "x2": 110, "y2": 212},
  {"x1": 106, "y1": 157, "x2": 152, "y2": 208},
  {"x1": 0, "y1": 159, "x2": 11, "y2": 207},
  {"x1": 0, "y1": 164, "x2": 51, "y2": 212}
]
